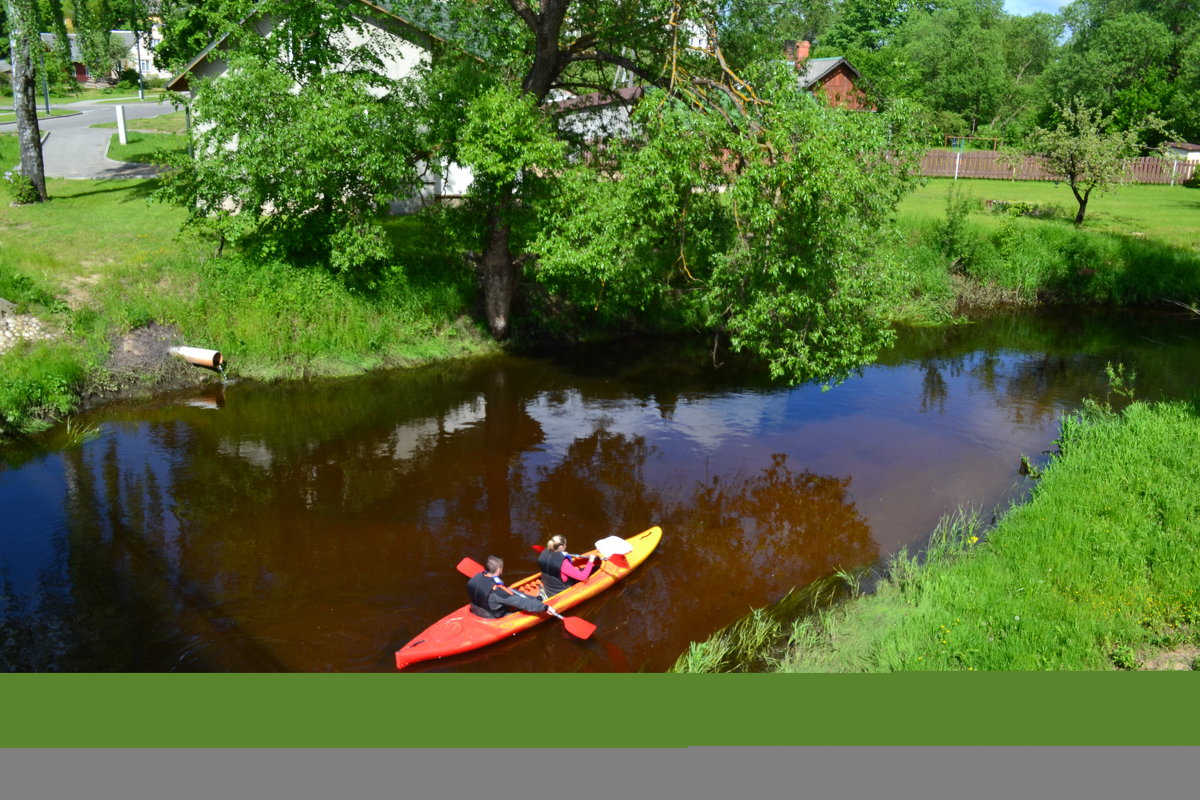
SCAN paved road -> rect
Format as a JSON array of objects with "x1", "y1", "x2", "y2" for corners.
[{"x1": 2, "y1": 96, "x2": 183, "y2": 179}]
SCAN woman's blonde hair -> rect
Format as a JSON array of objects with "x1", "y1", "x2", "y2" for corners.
[{"x1": 547, "y1": 534, "x2": 567, "y2": 551}]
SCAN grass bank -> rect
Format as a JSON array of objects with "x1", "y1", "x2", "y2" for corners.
[
  {"x1": 0, "y1": 167, "x2": 491, "y2": 438},
  {"x1": 106, "y1": 131, "x2": 189, "y2": 164},
  {"x1": 92, "y1": 110, "x2": 188, "y2": 134},
  {"x1": 672, "y1": 393, "x2": 1200, "y2": 672},
  {"x1": 883, "y1": 179, "x2": 1200, "y2": 325}
]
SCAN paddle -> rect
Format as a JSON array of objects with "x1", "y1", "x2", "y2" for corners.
[{"x1": 455, "y1": 557, "x2": 597, "y2": 640}]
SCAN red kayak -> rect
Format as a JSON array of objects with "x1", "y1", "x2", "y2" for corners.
[{"x1": 395, "y1": 526, "x2": 662, "y2": 670}]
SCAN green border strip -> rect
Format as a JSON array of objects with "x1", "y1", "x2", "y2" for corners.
[{"x1": 4, "y1": 673, "x2": 1197, "y2": 747}]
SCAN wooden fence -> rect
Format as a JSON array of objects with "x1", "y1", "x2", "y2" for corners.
[{"x1": 920, "y1": 148, "x2": 1198, "y2": 185}]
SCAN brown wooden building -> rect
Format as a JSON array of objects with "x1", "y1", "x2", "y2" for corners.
[{"x1": 785, "y1": 40, "x2": 872, "y2": 111}]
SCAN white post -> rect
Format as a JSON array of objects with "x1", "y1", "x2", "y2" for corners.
[
  {"x1": 954, "y1": 148, "x2": 961, "y2": 180},
  {"x1": 115, "y1": 105, "x2": 128, "y2": 145}
]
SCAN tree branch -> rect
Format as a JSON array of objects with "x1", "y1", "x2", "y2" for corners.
[
  {"x1": 505, "y1": 0, "x2": 538, "y2": 29},
  {"x1": 565, "y1": 50, "x2": 669, "y2": 90}
]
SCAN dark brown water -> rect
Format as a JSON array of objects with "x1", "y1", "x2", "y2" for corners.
[{"x1": 3, "y1": 308, "x2": 1198, "y2": 672}]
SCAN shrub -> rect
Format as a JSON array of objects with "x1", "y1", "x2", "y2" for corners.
[
  {"x1": 0, "y1": 342, "x2": 86, "y2": 436},
  {"x1": 987, "y1": 199, "x2": 1065, "y2": 219},
  {"x1": 2, "y1": 169, "x2": 40, "y2": 205}
]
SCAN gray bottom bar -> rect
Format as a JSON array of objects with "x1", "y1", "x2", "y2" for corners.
[{"x1": 2, "y1": 747, "x2": 1195, "y2": 799}]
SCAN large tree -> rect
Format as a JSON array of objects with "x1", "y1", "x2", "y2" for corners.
[
  {"x1": 163, "y1": 0, "x2": 926, "y2": 385},
  {"x1": 4, "y1": 0, "x2": 47, "y2": 202}
]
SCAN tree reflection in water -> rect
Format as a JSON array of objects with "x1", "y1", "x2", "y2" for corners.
[{"x1": 3, "y1": 308, "x2": 1199, "y2": 671}]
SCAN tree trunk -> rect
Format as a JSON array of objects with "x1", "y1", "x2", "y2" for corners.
[
  {"x1": 1072, "y1": 185, "x2": 1089, "y2": 225},
  {"x1": 481, "y1": 210, "x2": 518, "y2": 340},
  {"x1": 6, "y1": 0, "x2": 48, "y2": 203}
]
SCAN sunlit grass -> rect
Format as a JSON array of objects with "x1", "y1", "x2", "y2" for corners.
[
  {"x1": 106, "y1": 132, "x2": 189, "y2": 164},
  {"x1": 770, "y1": 398, "x2": 1200, "y2": 672},
  {"x1": 55, "y1": 88, "x2": 168, "y2": 103},
  {"x1": 91, "y1": 110, "x2": 188, "y2": 134},
  {"x1": 899, "y1": 178, "x2": 1200, "y2": 250}
]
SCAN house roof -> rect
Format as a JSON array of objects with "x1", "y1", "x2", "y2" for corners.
[
  {"x1": 39, "y1": 33, "x2": 82, "y2": 62},
  {"x1": 551, "y1": 86, "x2": 644, "y2": 115},
  {"x1": 1166, "y1": 142, "x2": 1200, "y2": 152},
  {"x1": 797, "y1": 57, "x2": 860, "y2": 90},
  {"x1": 38, "y1": 31, "x2": 144, "y2": 63}
]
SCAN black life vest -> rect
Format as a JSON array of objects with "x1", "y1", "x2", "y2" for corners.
[
  {"x1": 467, "y1": 572, "x2": 505, "y2": 618},
  {"x1": 537, "y1": 549, "x2": 573, "y2": 597}
]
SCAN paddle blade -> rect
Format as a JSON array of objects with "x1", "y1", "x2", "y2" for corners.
[
  {"x1": 608, "y1": 553, "x2": 629, "y2": 570},
  {"x1": 457, "y1": 557, "x2": 484, "y2": 577},
  {"x1": 562, "y1": 615, "x2": 597, "y2": 640},
  {"x1": 531, "y1": 544, "x2": 545, "y2": 553}
]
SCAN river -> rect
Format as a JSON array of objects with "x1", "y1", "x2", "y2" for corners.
[{"x1": 2, "y1": 308, "x2": 1197, "y2": 672}]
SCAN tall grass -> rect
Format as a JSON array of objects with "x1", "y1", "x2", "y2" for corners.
[
  {"x1": 771, "y1": 396, "x2": 1200, "y2": 672},
  {"x1": 0, "y1": 176, "x2": 491, "y2": 438},
  {"x1": 884, "y1": 181, "x2": 1200, "y2": 323},
  {"x1": 0, "y1": 341, "x2": 88, "y2": 435},
  {"x1": 154, "y1": 251, "x2": 487, "y2": 380}
]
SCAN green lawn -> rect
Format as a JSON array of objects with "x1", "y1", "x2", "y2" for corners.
[
  {"x1": 106, "y1": 132, "x2": 189, "y2": 164},
  {"x1": 900, "y1": 178, "x2": 1200, "y2": 252},
  {"x1": 771, "y1": 398, "x2": 1200, "y2": 673},
  {"x1": 1, "y1": 133, "x2": 18, "y2": 170},
  {"x1": 0, "y1": 109, "x2": 77, "y2": 124},
  {"x1": 0, "y1": 178, "x2": 189, "y2": 286},
  {"x1": 92, "y1": 110, "x2": 188, "y2": 134},
  {"x1": 54, "y1": 88, "x2": 168, "y2": 104}
]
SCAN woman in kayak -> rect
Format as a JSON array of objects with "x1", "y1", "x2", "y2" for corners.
[
  {"x1": 467, "y1": 556, "x2": 556, "y2": 619},
  {"x1": 537, "y1": 535, "x2": 600, "y2": 598}
]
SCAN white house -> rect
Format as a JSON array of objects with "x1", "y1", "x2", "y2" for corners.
[
  {"x1": 1164, "y1": 142, "x2": 1200, "y2": 162},
  {"x1": 37, "y1": 27, "x2": 171, "y2": 85},
  {"x1": 165, "y1": 0, "x2": 473, "y2": 206}
]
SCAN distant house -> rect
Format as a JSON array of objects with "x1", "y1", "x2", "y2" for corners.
[
  {"x1": 165, "y1": 0, "x2": 473, "y2": 204},
  {"x1": 551, "y1": 85, "x2": 643, "y2": 143},
  {"x1": 39, "y1": 28, "x2": 170, "y2": 85},
  {"x1": 164, "y1": 4, "x2": 439, "y2": 92},
  {"x1": 1164, "y1": 142, "x2": 1200, "y2": 162},
  {"x1": 785, "y1": 41, "x2": 871, "y2": 111}
]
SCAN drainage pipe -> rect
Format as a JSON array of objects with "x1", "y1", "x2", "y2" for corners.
[{"x1": 170, "y1": 346, "x2": 224, "y2": 370}]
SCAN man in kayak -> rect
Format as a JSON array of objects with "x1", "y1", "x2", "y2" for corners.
[
  {"x1": 467, "y1": 556, "x2": 557, "y2": 619},
  {"x1": 537, "y1": 535, "x2": 600, "y2": 598}
]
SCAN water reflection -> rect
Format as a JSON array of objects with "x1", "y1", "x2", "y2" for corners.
[{"x1": 2, "y1": 308, "x2": 1198, "y2": 671}]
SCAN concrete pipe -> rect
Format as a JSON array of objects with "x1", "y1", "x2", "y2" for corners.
[{"x1": 170, "y1": 346, "x2": 224, "y2": 371}]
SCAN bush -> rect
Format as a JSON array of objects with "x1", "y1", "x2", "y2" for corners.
[
  {"x1": 2, "y1": 169, "x2": 40, "y2": 204},
  {"x1": 0, "y1": 342, "x2": 86, "y2": 436},
  {"x1": 986, "y1": 199, "x2": 1065, "y2": 219},
  {"x1": 938, "y1": 185, "x2": 981, "y2": 270}
]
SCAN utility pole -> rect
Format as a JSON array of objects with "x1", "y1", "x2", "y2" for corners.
[{"x1": 131, "y1": 0, "x2": 144, "y2": 100}]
